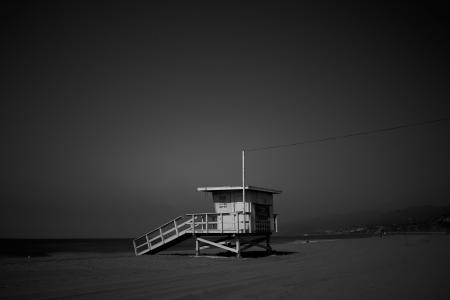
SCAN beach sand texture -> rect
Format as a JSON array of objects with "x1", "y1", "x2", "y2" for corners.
[{"x1": 1, "y1": 235, "x2": 449, "y2": 299}]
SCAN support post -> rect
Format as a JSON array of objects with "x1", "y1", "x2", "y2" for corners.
[
  {"x1": 236, "y1": 237, "x2": 241, "y2": 259},
  {"x1": 221, "y1": 213, "x2": 223, "y2": 234},
  {"x1": 274, "y1": 214, "x2": 278, "y2": 233},
  {"x1": 195, "y1": 238, "x2": 200, "y2": 257},
  {"x1": 266, "y1": 234, "x2": 272, "y2": 254}
]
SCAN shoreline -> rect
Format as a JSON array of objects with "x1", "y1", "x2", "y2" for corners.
[{"x1": 1, "y1": 232, "x2": 447, "y2": 259}]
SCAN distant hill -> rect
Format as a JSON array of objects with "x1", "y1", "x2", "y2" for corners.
[{"x1": 282, "y1": 204, "x2": 450, "y2": 234}]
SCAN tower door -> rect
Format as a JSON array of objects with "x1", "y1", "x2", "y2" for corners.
[{"x1": 254, "y1": 204, "x2": 270, "y2": 232}]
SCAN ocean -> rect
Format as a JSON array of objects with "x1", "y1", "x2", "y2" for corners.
[{"x1": 0, "y1": 234, "x2": 373, "y2": 258}]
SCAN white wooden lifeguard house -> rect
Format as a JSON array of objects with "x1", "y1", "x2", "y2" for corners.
[{"x1": 133, "y1": 185, "x2": 280, "y2": 257}]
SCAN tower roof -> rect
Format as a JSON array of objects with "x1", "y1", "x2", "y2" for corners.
[{"x1": 196, "y1": 186, "x2": 282, "y2": 194}]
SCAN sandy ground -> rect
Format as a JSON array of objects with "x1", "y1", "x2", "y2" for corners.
[{"x1": 1, "y1": 235, "x2": 449, "y2": 300}]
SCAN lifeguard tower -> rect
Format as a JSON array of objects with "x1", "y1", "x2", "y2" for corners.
[{"x1": 133, "y1": 185, "x2": 281, "y2": 257}]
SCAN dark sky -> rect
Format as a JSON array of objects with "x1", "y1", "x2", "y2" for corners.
[{"x1": 1, "y1": 1, "x2": 450, "y2": 238}]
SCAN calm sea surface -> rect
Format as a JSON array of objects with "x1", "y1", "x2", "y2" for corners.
[{"x1": 0, "y1": 234, "x2": 372, "y2": 258}]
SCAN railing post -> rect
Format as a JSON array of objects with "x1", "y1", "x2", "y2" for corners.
[
  {"x1": 192, "y1": 215, "x2": 195, "y2": 233},
  {"x1": 174, "y1": 220, "x2": 179, "y2": 237},
  {"x1": 159, "y1": 228, "x2": 165, "y2": 243},
  {"x1": 221, "y1": 213, "x2": 223, "y2": 233},
  {"x1": 133, "y1": 239, "x2": 138, "y2": 256},
  {"x1": 206, "y1": 213, "x2": 209, "y2": 234},
  {"x1": 146, "y1": 234, "x2": 151, "y2": 250},
  {"x1": 236, "y1": 212, "x2": 240, "y2": 233}
]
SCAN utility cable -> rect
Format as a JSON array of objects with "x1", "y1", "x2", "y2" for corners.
[{"x1": 246, "y1": 116, "x2": 450, "y2": 152}]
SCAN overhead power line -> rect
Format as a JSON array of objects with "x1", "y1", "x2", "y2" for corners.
[{"x1": 246, "y1": 116, "x2": 450, "y2": 152}]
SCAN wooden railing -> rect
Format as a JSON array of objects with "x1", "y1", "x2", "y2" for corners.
[
  {"x1": 133, "y1": 216, "x2": 192, "y2": 255},
  {"x1": 186, "y1": 212, "x2": 251, "y2": 234}
]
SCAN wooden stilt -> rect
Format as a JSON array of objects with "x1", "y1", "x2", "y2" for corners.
[
  {"x1": 236, "y1": 237, "x2": 241, "y2": 258},
  {"x1": 195, "y1": 237, "x2": 200, "y2": 257},
  {"x1": 266, "y1": 234, "x2": 272, "y2": 254}
]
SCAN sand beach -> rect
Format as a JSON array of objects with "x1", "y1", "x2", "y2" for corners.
[{"x1": 1, "y1": 235, "x2": 449, "y2": 300}]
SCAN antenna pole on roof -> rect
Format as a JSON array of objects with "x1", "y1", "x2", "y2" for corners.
[{"x1": 242, "y1": 149, "x2": 246, "y2": 233}]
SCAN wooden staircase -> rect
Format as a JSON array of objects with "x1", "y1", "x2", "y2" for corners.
[{"x1": 133, "y1": 216, "x2": 194, "y2": 255}]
